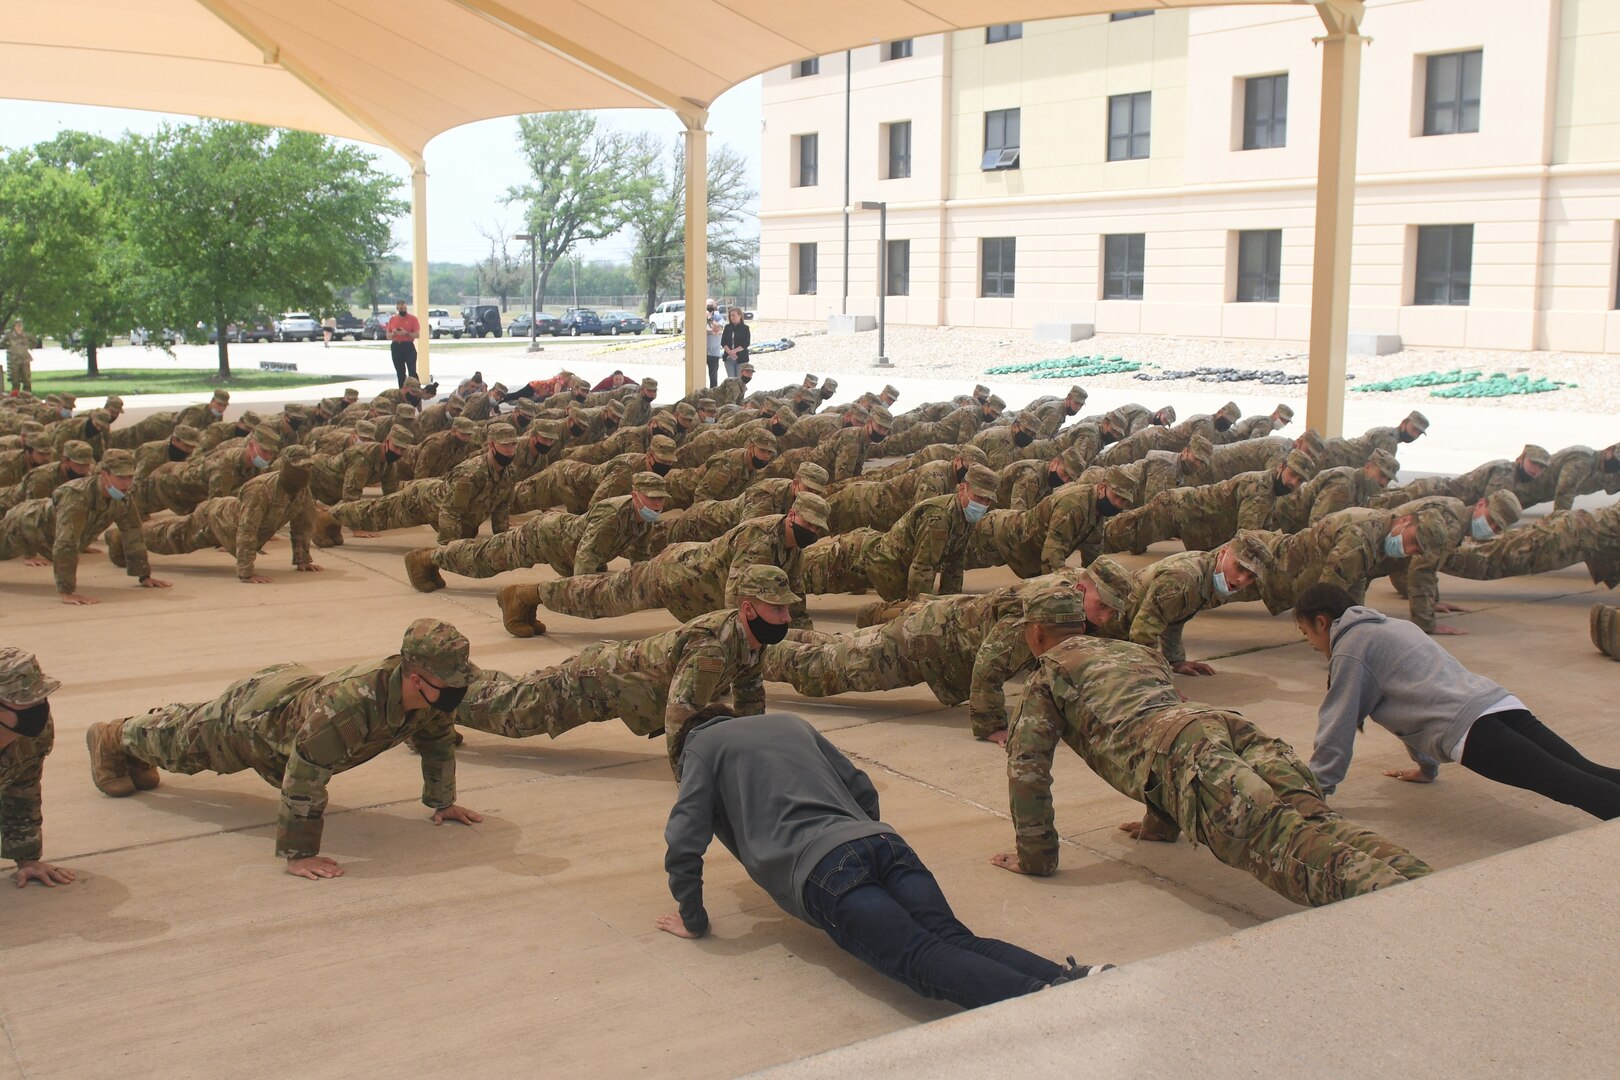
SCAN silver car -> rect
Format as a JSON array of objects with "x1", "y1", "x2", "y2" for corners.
[{"x1": 275, "y1": 312, "x2": 319, "y2": 342}]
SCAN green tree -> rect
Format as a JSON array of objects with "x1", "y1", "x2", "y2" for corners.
[
  {"x1": 122, "y1": 121, "x2": 404, "y2": 377},
  {"x1": 506, "y1": 112, "x2": 655, "y2": 312},
  {"x1": 626, "y1": 136, "x2": 755, "y2": 317},
  {"x1": 0, "y1": 147, "x2": 101, "y2": 352}
]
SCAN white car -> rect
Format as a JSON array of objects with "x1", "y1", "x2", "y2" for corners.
[
  {"x1": 649, "y1": 299, "x2": 686, "y2": 334},
  {"x1": 129, "y1": 327, "x2": 182, "y2": 347},
  {"x1": 427, "y1": 309, "x2": 461, "y2": 339},
  {"x1": 275, "y1": 312, "x2": 319, "y2": 342}
]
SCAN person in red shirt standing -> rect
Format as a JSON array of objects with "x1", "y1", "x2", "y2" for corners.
[{"x1": 385, "y1": 300, "x2": 421, "y2": 387}]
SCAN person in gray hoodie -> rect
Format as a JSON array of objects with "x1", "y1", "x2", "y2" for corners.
[
  {"x1": 657, "y1": 705, "x2": 1108, "y2": 1009},
  {"x1": 1296, "y1": 583, "x2": 1620, "y2": 819}
]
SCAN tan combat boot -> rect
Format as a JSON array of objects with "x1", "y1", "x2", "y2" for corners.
[
  {"x1": 404, "y1": 548, "x2": 446, "y2": 592},
  {"x1": 1592, "y1": 604, "x2": 1618, "y2": 660},
  {"x1": 105, "y1": 527, "x2": 125, "y2": 568},
  {"x1": 311, "y1": 507, "x2": 345, "y2": 548},
  {"x1": 85, "y1": 721, "x2": 137, "y2": 797},
  {"x1": 497, "y1": 584, "x2": 547, "y2": 638}
]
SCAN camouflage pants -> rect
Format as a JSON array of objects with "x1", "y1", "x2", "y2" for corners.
[
  {"x1": 829, "y1": 485, "x2": 913, "y2": 536},
  {"x1": 331, "y1": 480, "x2": 470, "y2": 542},
  {"x1": 6, "y1": 355, "x2": 29, "y2": 393},
  {"x1": 1159, "y1": 714, "x2": 1431, "y2": 906},
  {"x1": 140, "y1": 498, "x2": 240, "y2": 557},
  {"x1": 664, "y1": 503, "x2": 737, "y2": 545},
  {"x1": 1370, "y1": 474, "x2": 1453, "y2": 510},
  {"x1": 141, "y1": 468, "x2": 210, "y2": 517},
  {"x1": 430, "y1": 511, "x2": 579, "y2": 579},
  {"x1": 118, "y1": 663, "x2": 321, "y2": 785},
  {"x1": 453, "y1": 662, "x2": 667, "y2": 740},
  {"x1": 801, "y1": 528, "x2": 878, "y2": 596},
  {"x1": 1445, "y1": 509, "x2": 1619, "y2": 586},
  {"x1": 763, "y1": 625, "x2": 937, "y2": 698},
  {"x1": 967, "y1": 512, "x2": 1044, "y2": 578},
  {"x1": 533, "y1": 543, "x2": 719, "y2": 622},
  {"x1": 512, "y1": 471, "x2": 592, "y2": 515}
]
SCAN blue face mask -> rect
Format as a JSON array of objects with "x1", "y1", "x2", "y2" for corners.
[
  {"x1": 963, "y1": 499, "x2": 989, "y2": 523},
  {"x1": 251, "y1": 453, "x2": 272, "y2": 470},
  {"x1": 704, "y1": 416, "x2": 717, "y2": 424},
  {"x1": 637, "y1": 505, "x2": 661, "y2": 523},
  {"x1": 105, "y1": 483, "x2": 127, "y2": 501},
  {"x1": 1211, "y1": 570, "x2": 1232, "y2": 597},
  {"x1": 1383, "y1": 531, "x2": 1408, "y2": 559},
  {"x1": 1470, "y1": 515, "x2": 1495, "y2": 541}
]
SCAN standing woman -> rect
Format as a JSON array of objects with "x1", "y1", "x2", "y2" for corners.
[
  {"x1": 321, "y1": 314, "x2": 336, "y2": 348},
  {"x1": 721, "y1": 307, "x2": 750, "y2": 380}
]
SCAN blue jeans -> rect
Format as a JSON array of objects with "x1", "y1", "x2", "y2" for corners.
[{"x1": 801, "y1": 834, "x2": 1060, "y2": 1009}]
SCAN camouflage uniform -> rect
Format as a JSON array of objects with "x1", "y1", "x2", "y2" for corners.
[
  {"x1": 195, "y1": 415, "x2": 261, "y2": 455},
  {"x1": 0, "y1": 649, "x2": 60, "y2": 864},
  {"x1": 1372, "y1": 460, "x2": 1511, "y2": 511},
  {"x1": 174, "y1": 395, "x2": 230, "y2": 431},
  {"x1": 1, "y1": 454, "x2": 88, "y2": 516},
  {"x1": 1274, "y1": 463, "x2": 1391, "y2": 533},
  {"x1": 406, "y1": 421, "x2": 476, "y2": 480},
  {"x1": 1079, "y1": 444, "x2": 1212, "y2": 506},
  {"x1": 132, "y1": 430, "x2": 199, "y2": 481},
  {"x1": 663, "y1": 479, "x2": 795, "y2": 547},
  {"x1": 1089, "y1": 406, "x2": 1238, "y2": 469},
  {"x1": 134, "y1": 457, "x2": 316, "y2": 580},
  {"x1": 760, "y1": 424, "x2": 873, "y2": 483},
  {"x1": 307, "y1": 438, "x2": 404, "y2": 506},
  {"x1": 514, "y1": 456, "x2": 633, "y2": 514},
  {"x1": 4, "y1": 326, "x2": 33, "y2": 392},
  {"x1": 0, "y1": 468, "x2": 151, "y2": 594},
  {"x1": 871, "y1": 408, "x2": 980, "y2": 458},
  {"x1": 1104, "y1": 462, "x2": 1308, "y2": 554},
  {"x1": 1445, "y1": 505, "x2": 1620, "y2": 589},
  {"x1": 1509, "y1": 445, "x2": 1620, "y2": 512},
  {"x1": 45, "y1": 411, "x2": 111, "y2": 460},
  {"x1": 331, "y1": 448, "x2": 515, "y2": 543},
  {"x1": 1125, "y1": 548, "x2": 1250, "y2": 663},
  {"x1": 1007, "y1": 634, "x2": 1431, "y2": 904},
  {"x1": 828, "y1": 457, "x2": 963, "y2": 534},
  {"x1": 805, "y1": 489, "x2": 976, "y2": 601},
  {"x1": 1316, "y1": 420, "x2": 1420, "y2": 470},
  {"x1": 430, "y1": 492, "x2": 655, "y2": 580},
  {"x1": 144, "y1": 430, "x2": 281, "y2": 516},
  {"x1": 1208, "y1": 435, "x2": 1293, "y2": 478},
  {"x1": 968, "y1": 483, "x2": 1119, "y2": 578},
  {"x1": 105, "y1": 410, "x2": 180, "y2": 451}
]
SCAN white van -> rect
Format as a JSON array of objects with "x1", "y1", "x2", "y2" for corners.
[{"x1": 649, "y1": 299, "x2": 686, "y2": 335}]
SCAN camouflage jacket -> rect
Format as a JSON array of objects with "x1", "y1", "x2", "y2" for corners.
[
  {"x1": 997, "y1": 459, "x2": 1059, "y2": 513},
  {"x1": 5, "y1": 475, "x2": 151, "y2": 591},
  {"x1": 692, "y1": 446, "x2": 767, "y2": 502},
  {"x1": 105, "y1": 411, "x2": 178, "y2": 450},
  {"x1": 133, "y1": 438, "x2": 191, "y2": 480},
  {"x1": 1318, "y1": 427, "x2": 1403, "y2": 470},
  {"x1": 1210, "y1": 436, "x2": 1291, "y2": 479},
  {"x1": 0, "y1": 718, "x2": 53, "y2": 861},
  {"x1": 1163, "y1": 470, "x2": 1281, "y2": 549},
  {"x1": 461, "y1": 389, "x2": 502, "y2": 421},
  {"x1": 3, "y1": 328, "x2": 33, "y2": 361},
  {"x1": 46, "y1": 416, "x2": 107, "y2": 460},
  {"x1": 196, "y1": 418, "x2": 250, "y2": 454},
  {"x1": 309, "y1": 440, "x2": 401, "y2": 505},
  {"x1": 413, "y1": 430, "x2": 476, "y2": 479},
  {"x1": 869, "y1": 494, "x2": 972, "y2": 597},
  {"x1": 1126, "y1": 550, "x2": 1237, "y2": 663},
  {"x1": 175, "y1": 402, "x2": 227, "y2": 430},
  {"x1": 968, "y1": 425, "x2": 1030, "y2": 470},
  {"x1": 1273, "y1": 466, "x2": 1386, "y2": 533},
  {"x1": 417, "y1": 401, "x2": 458, "y2": 436},
  {"x1": 830, "y1": 458, "x2": 957, "y2": 533},
  {"x1": 223, "y1": 470, "x2": 316, "y2": 579},
  {"x1": 765, "y1": 426, "x2": 870, "y2": 483},
  {"x1": 1086, "y1": 449, "x2": 1210, "y2": 506},
  {"x1": 674, "y1": 419, "x2": 767, "y2": 468},
  {"x1": 563, "y1": 422, "x2": 658, "y2": 466},
  {"x1": 442, "y1": 452, "x2": 515, "y2": 535},
  {"x1": 1225, "y1": 414, "x2": 1281, "y2": 442},
  {"x1": 0, "y1": 447, "x2": 29, "y2": 487},
  {"x1": 573, "y1": 494, "x2": 655, "y2": 575},
  {"x1": 1, "y1": 460, "x2": 78, "y2": 515},
  {"x1": 1519, "y1": 446, "x2": 1620, "y2": 512}
]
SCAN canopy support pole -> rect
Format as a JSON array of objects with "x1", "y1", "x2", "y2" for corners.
[
  {"x1": 412, "y1": 163, "x2": 430, "y2": 381},
  {"x1": 683, "y1": 116, "x2": 710, "y2": 395}
]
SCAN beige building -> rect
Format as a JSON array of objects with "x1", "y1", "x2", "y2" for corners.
[{"x1": 755, "y1": 0, "x2": 1620, "y2": 353}]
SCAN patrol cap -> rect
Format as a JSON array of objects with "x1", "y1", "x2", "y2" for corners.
[
  {"x1": 1084, "y1": 556, "x2": 1138, "y2": 615},
  {"x1": 402, "y1": 376, "x2": 422, "y2": 392},
  {"x1": 489, "y1": 382, "x2": 508, "y2": 397},
  {"x1": 1283, "y1": 449, "x2": 1317, "y2": 481},
  {"x1": 451, "y1": 416, "x2": 478, "y2": 438},
  {"x1": 868, "y1": 404, "x2": 894, "y2": 431},
  {"x1": 603, "y1": 398, "x2": 626, "y2": 420},
  {"x1": 791, "y1": 491, "x2": 830, "y2": 532},
  {"x1": 384, "y1": 424, "x2": 418, "y2": 447},
  {"x1": 1057, "y1": 446, "x2": 1089, "y2": 479},
  {"x1": 733, "y1": 564, "x2": 800, "y2": 607},
  {"x1": 62, "y1": 440, "x2": 96, "y2": 467},
  {"x1": 632, "y1": 470, "x2": 671, "y2": 499},
  {"x1": 881, "y1": 384, "x2": 900, "y2": 403},
  {"x1": 282, "y1": 403, "x2": 309, "y2": 419},
  {"x1": 342, "y1": 387, "x2": 361, "y2": 401},
  {"x1": 1226, "y1": 530, "x2": 1277, "y2": 579},
  {"x1": 1023, "y1": 586, "x2": 1088, "y2": 628},
  {"x1": 1065, "y1": 385, "x2": 1087, "y2": 403},
  {"x1": 57, "y1": 394, "x2": 77, "y2": 408},
  {"x1": 513, "y1": 399, "x2": 542, "y2": 419},
  {"x1": 1296, "y1": 428, "x2": 1326, "y2": 457},
  {"x1": 794, "y1": 462, "x2": 830, "y2": 494},
  {"x1": 16, "y1": 419, "x2": 44, "y2": 442},
  {"x1": 279, "y1": 444, "x2": 314, "y2": 467},
  {"x1": 0, "y1": 647, "x2": 60, "y2": 712},
  {"x1": 1520, "y1": 444, "x2": 1551, "y2": 470},
  {"x1": 1102, "y1": 407, "x2": 1129, "y2": 432},
  {"x1": 843, "y1": 403, "x2": 870, "y2": 425},
  {"x1": 393, "y1": 403, "x2": 417, "y2": 419},
  {"x1": 532, "y1": 418, "x2": 564, "y2": 440},
  {"x1": 355, "y1": 420, "x2": 378, "y2": 440},
  {"x1": 486, "y1": 422, "x2": 518, "y2": 446},
  {"x1": 984, "y1": 394, "x2": 1007, "y2": 415},
  {"x1": 801, "y1": 374, "x2": 819, "y2": 388},
  {"x1": 250, "y1": 423, "x2": 282, "y2": 451},
  {"x1": 1184, "y1": 434, "x2": 1214, "y2": 466},
  {"x1": 963, "y1": 463, "x2": 998, "y2": 503},
  {"x1": 1483, "y1": 489, "x2": 1523, "y2": 531},
  {"x1": 640, "y1": 377, "x2": 659, "y2": 393},
  {"x1": 88, "y1": 408, "x2": 112, "y2": 431},
  {"x1": 1405, "y1": 410, "x2": 1430, "y2": 434},
  {"x1": 738, "y1": 362, "x2": 756, "y2": 375},
  {"x1": 696, "y1": 398, "x2": 718, "y2": 412},
  {"x1": 317, "y1": 396, "x2": 345, "y2": 415},
  {"x1": 210, "y1": 389, "x2": 231, "y2": 404},
  {"x1": 172, "y1": 424, "x2": 201, "y2": 447},
  {"x1": 972, "y1": 384, "x2": 991, "y2": 402},
  {"x1": 401, "y1": 618, "x2": 477, "y2": 689},
  {"x1": 104, "y1": 395, "x2": 124, "y2": 412},
  {"x1": 956, "y1": 444, "x2": 990, "y2": 468},
  {"x1": 1216, "y1": 401, "x2": 1242, "y2": 423},
  {"x1": 1155, "y1": 405, "x2": 1178, "y2": 425},
  {"x1": 99, "y1": 448, "x2": 137, "y2": 477},
  {"x1": 649, "y1": 413, "x2": 677, "y2": 437},
  {"x1": 746, "y1": 429, "x2": 778, "y2": 455},
  {"x1": 1273, "y1": 404, "x2": 1295, "y2": 424},
  {"x1": 238, "y1": 409, "x2": 263, "y2": 428},
  {"x1": 673, "y1": 401, "x2": 698, "y2": 422},
  {"x1": 649, "y1": 434, "x2": 679, "y2": 463},
  {"x1": 1366, "y1": 448, "x2": 1400, "y2": 482}
]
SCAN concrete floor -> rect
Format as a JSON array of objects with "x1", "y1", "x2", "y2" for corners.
[{"x1": 2, "y1": 390, "x2": 1617, "y2": 1079}]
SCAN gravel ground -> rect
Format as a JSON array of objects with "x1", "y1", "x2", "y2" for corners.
[{"x1": 590, "y1": 321, "x2": 1618, "y2": 413}]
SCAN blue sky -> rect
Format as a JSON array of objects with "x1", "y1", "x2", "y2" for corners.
[{"x1": 0, "y1": 76, "x2": 762, "y2": 267}]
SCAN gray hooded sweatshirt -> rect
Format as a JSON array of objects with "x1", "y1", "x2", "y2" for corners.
[
  {"x1": 664, "y1": 712, "x2": 891, "y2": 936},
  {"x1": 1310, "y1": 606, "x2": 1511, "y2": 793}
]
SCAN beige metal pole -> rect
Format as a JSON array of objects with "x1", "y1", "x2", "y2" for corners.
[
  {"x1": 1305, "y1": 0, "x2": 1368, "y2": 438},
  {"x1": 412, "y1": 162, "x2": 431, "y2": 381},
  {"x1": 682, "y1": 116, "x2": 710, "y2": 395}
]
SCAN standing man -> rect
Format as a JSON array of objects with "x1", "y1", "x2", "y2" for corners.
[
  {"x1": 386, "y1": 299, "x2": 421, "y2": 387},
  {"x1": 4, "y1": 320, "x2": 34, "y2": 394},
  {"x1": 2, "y1": 648, "x2": 76, "y2": 888},
  {"x1": 705, "y1": 299, "x2": 724, "y2": 388}
]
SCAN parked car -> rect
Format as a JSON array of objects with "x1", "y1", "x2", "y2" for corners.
[
  {"x1": 426, "y1": 308, "x2": 461, "y2": 339},
  {"x1": 507, "y1": 312, "x2": 533, "y2": 337},
  {"x1": 361, "y1": 314, "x2": 390, "y2": 340},
  {"x1": 236, "y1": 317, "x2": 275, "y2": 343},
  {"x1": 648, "y1": 299, "x2": 685, "y2": 334},
  {"x1": 555, "y1": 308, "x2": 605, "y2": 336},
  {"x1": 462, "y1": 304, "x2": 502, "y2": 338},
  {"x1": 275, "y1": 312, "x2": 319, "y2": 342},
  {"x1": 599, "y1": 310, "x2": 647, "y2": 336},
  {"x1": 331, "y1": 312, "x2": 365, "y2": 340},
  {"x1": 130, "y1": 327, "x2": 183, "y2": 347}
]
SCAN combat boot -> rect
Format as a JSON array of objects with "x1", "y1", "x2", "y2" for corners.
[
  {"x1": 312, "y1": 507, "x2": 345, "y2": 548},
  {"x1": 404, "y1": 548, "x2": 446, "y2": 592},
  {"x1": 105, "y1": 527, "x2": 125, "y2": 568},
  {"x1": 497, "y1": 584, "x2": 547, "y2": 637},
  {"x1": 1593, "y1": 604, "x2": 1618, "y2": 660},
  {"x1": 85, "y1": 721, "x2": 137, "y2": 797}
]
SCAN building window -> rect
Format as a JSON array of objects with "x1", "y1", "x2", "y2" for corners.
[
  {"x1": 1111, "y1": 10, "x2": 1153, "y2": 19},
  {"x1": 1243, "y1": 74, "x2": 1288, "y2": 150},
  {"x1": 981, "y1": 108, "x2": 1021, "y2": 171},
  {"x1": 981, "y1": 238, "x2": 1016, "y2": 298},
  {"x1": 1236, "y1": 230, "x2": 1282, "y2": 303},
  {"x1": 986, "y1": 23, "x2": 1022, "y2": 43},
  {"x1": 794, "y1": 58, "x2": 819, "y2": 78},
  {"x1": 886, "y1": 121, "x2": 912, "y2": 180},
  {"x1": 1423, "y1": 49, "x2": 1482, "y2": 136},
  {"x1": 886, "y1": 239, "x2": 911, "y2": 296},
  {"x1": 885, "y1": 39, "x2": 913, "y2": 61},
  {"x1": 1107, "y1": 92, "x2": 1152, "y2": 161},
  {"x1": 794, "y1": 243, "x2": 818, "y2": 295},
  {"x1": 1103, "y1": 234, "x2": 1146, "y2": 300},
  {"x1": 796, "y1": 133, "x2": 818, "y2": 188},
  {"x1": 1414, "y1": 224, "x2": 1474, "y2": 306}
]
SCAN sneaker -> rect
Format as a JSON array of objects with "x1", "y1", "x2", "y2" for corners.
[{"x1": 1048, "y1": 956, "x2": 1117, "y2": 986}]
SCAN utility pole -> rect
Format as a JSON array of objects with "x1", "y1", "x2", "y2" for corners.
[{"x1": 515, "y1": 232, "x2": 539, "y2": 351}]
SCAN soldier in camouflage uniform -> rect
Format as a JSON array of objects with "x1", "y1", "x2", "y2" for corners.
[
  {"x1": 496, "y1": 492, "x2": 830, "y2": 634},
  {"x1": 777, "y1": 400, "x2": 863, "y2": 452},
  {"x1": 45, "y1": 407, "x2": 113, "y2": 460},
  {"x1": 1444, "y1": 503, "x2": 1620, "y2": 589},
  {"x1": 1020, "y1": 385, "x2": 1088, "y2": 438},
  {"x1": 995, "y1": 445, "x2": 1089, "y2": 512},
  {"x1": 116, "y1": 445, "x2": 323, "y2": 582},
  {"x1": 1088, "y1": 402, "x2": 1241, "y2": 469},
  {"x1": 195, "y1": 409, "x2": 263, "y2": 454},
  {"x1": 967, "y1": 479, "x2": 1132, "y2": 578},
  {"x1": 408, "y1": 470, "x2": 671, "y2": 593},
  {"x1": 1224, "y1": 404, "x2": 1294, "y2": 442},
  {"x1": 142, "y1": 423, "x2": 284, "y2": 516},
  {"x1": 412, "y1": 415, "x2": 479, "y2": 479},
  {"x1": 456, "y1": 565, "x2": 794, "y2": 773},
  {"x1": 1316, "y1": 411, "x2": 1428, "y2": 470},
  {"x1": 87, "y1": 619, "x2": 481, "y2": 879},
  {"x1": 513, "y1": 432, "x2": 678, "y2": 514},
  {"x1": 0, "y1": 440, "x2": 95, "y2": 516},
  {"x1": 0, "y1": 449, "x2": 171, "y2": 603},
  {"x1": 1513, "y1": 442, "x2": 1620, "y2": 512},
  {"x1": 306, "y1": 422, "x2": 412, "y2": 516},
  {"x1": 1271, "y1": 449, "x2": 1398, "y2": 533},
  {"x1": 0, "y1": 649, "x2": 75, "y2": 888},
  {"x1": 874, "y1": 402, "x2": 982, "y2": 458},
  {"x1": 331, "y1": 423, "x2": 518, "y2": 542},
  {"x1": 968, "y1": 411, "x2": 1044, "y2": 470},
  {"x1": 461, "y1": 381, "x2": 507, "y2": 421},
  {"x1": 1124, "y1": 532, "x2": 1275, "y2": 675},
  {"x1": 1078, "y1": 436, "x2": 1214, "y2": 506},
  {"x1": 995, "y1": 622, "x2": 1431, "y2": 906},
  {"x1": 1208, "y1": 429, "x2": 1322, "y2": 480},
  {"x1": 674, "y1": 403, "x2": 788, "y2": 468},
  {"x1": 4, "y1": 320, "x2": 34, "y2": 392},
  {"x1": 1103, "y1": 449, "x2": 1316, "y2": 554},
  {"x1": 826, "y1": 445, "x2": 989, "y2": 534},
  {"x1": 0, "y1": 422, "x2": 49, "y2": 486},
  {"x1": 105, "y1": 408, "x2": 180, "y2": 451},
  {"x1": 1371, "y1": 444, "x2": 1537, "y2": 511},
  {"x1": 656, "y1": 462, "x2": 830, "y2": 549},
  {"x1": 175, "y1": 389, "x2": 231, "y2": 431},
  {"x1": 760, "y1": 406, "x2": 888, "y2": 483},
  {"x1": 131, "y1": 424, "x2": 201, "y2": 481}
]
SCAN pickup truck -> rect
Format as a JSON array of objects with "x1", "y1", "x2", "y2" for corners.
[
  {"x1": 427, "y1": 309, "x2": 461, "y2": 339},
  {"x1": 648, "y1": 299, "x2": 685, "y2": 334},
  {"x1": 331, "y1": 312, "x2": 365, "y2": 340}
]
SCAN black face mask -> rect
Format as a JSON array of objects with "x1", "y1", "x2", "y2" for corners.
[
  {"x1": 747, "y1": 613, "x2": 789, "y2": 646},
  {"x1": 740, "y1": 373, "x2": 752, "y2": 384},
  {"x1": 235, "y1": 425, "x2": 252, "y2": 438},
  {"x1": 168, "y1": 444, "x2": 190, "y2": 462},
  {"x1": 1604, "y1": 454, "x2": 1619, "y2": 473},
  {"x1": 955, "y1": 466, "x2": 968, "y2": 484},
  {"x1": 385, "y1": 448, "x2": 403, "y2": 464},
  {"x1": 428, "y1": 683, "x2": 467, "y2": 712},
  {"x1": 1013, "y1": 430, "x2": 1034, "y2": 447},
  {"x1": 868, "y1": 429, "x2": 886, "y2": 444},
  {"x1": 1095, "y1": 496, "x2": 1122, "y2": 517},
  {"x1": 1048, "y1": 470, "x2": 1065, "y2": 490},
  {"x1": 7, "y1": 701, "x2": 50, "y2": 738},
  {"x1": 1100, "y1": 430, "x2": 1119, "y2": 446},
  {"x1": 1273, "y1": 475, "x2": 1292, "y2": 498},
  {"x1": 1398, "y1": 430, "x2": 1418, "y2": 443},
  {"x1": 770, "y1": 421, "x2": 788, "y2": 437},
  {"x1": 84, "y1": 418, "x2": 98, "y2": 438},
  {"x1": 751, "y1": 454, "x2": 771, "y2": 471},
  {"x1": 570, "y1": 423, "x2": 586, "y2": 438},
  {"x1": 791, "y1": 523, "x2": 819, "y2": 549},
  {"x1": 534, "y1": 439, "x2": 554, "y2": 452},
  {"x1": 286, "y1": 416, "x2": 304, "y2": 431},
  {"x1": 1516, "y1": 464, "x2": 1534, "y2": 483},
  {"x1": 1214, "y1": 417, "x2": 1232, "y2": 432},
  {"x1": 603, "y1": 420, "x2": 619, "y2": 433},
  {"x1": 492, "y1": 449, "x2": 515, "y2": 468},
  {"x1": 651, "y1": 461, "x2": 673, "y2": 476}
]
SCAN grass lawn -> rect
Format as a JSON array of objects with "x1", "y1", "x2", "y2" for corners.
[{"x1": 30, "y1": 368, "x2": 354, "y2": 397}]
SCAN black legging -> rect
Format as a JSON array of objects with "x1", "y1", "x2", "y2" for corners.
[
  {"x1": 706, "y1": 354, "x2": 720, "y2": 387},
  {"x1": 390, "y1": 341, "x2": 418, "y2": 387},
  {"x1": 1460, "y1": 709, "x2": 1620, "y2": 819}
]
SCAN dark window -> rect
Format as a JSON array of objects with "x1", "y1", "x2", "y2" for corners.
[
  {"x1": 1111, "y1": 10, "x2": 1153, "y2": 20},
  {"x1": 886, "y1": 239, "x2": 911, "y2": 296},
  {"x1": 797, "y1": 133, "x2": 818, "y2": 187},
  {"x1": 1243, "y1": 74, "x2": 1289, "y2": 150},
  {"x1": 1108, "y1": 92, "x2": 1152, "y2": 161},
  {"x1": 887, "y1": 121, "x2": 912, "y2": 180},
  {"x1": 1103, "y1": 234, "x2": 1146, "y2": 300},
  {"x1": 885, "y1": 39, "x2": 913, "y2": 61},
  {"x1": 794, "y1": 58, "x2": 819, "y2": 78},
  {"x1": 986, "y1": 23, "x2": 1022, "y2": 44},
  {"x1": 795, "y1": 243, "x2": 818, "y2": 295},
  {"x1": 1414, "y1": 224, "x2": 1474, "y2": 306},
  {"x1": 981, "y1": 108, "x2": 1021, "y2": 171},
  {"x1": 1424, "y1": 50, "x2": 1483, "y2": 136},
  {"x1": 981, "y1": 238, "x2": 1016, "y2": 298},
  {"x1": 1236, "y1": 230, "x2": 1282, "y2": 303}
]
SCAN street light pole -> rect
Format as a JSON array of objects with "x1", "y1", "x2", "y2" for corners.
[
  {"x1": 515, "y1": 232, "x2": 539, "y2": 351},
  {"x1": 856, "y1": 201, "x2": 889, "y2": 366}
]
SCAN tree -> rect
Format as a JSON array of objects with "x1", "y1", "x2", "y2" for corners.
[
  {"x1": 506, "y1": 112, "x2": 655, "y2": 313},
  {"x1": 0, "y1": 147, "x2": 101, "y2": 351},
  {"x1": 475, "y1": 220, "x2": 528, "y2": 312},
  {"x1": 626, "y1": 137, "x2": 756, "y2": 317},
  {"x1": 121, "y1": 121, "x2": 404, "y2": 377}
]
